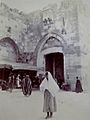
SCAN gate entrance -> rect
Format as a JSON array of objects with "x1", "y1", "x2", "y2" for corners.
[{"x1": 45, "y1": 52, "x2": 64, "y2": 88}]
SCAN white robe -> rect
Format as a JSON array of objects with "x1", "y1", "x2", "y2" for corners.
[
  {"x1": 40, "y1": 72, "x2": 59, "y2": 97},
  {"x1": 40, "y1": 72, "x2": 59, "y2": 112}
]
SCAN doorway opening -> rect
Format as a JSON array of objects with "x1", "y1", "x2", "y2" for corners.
[{"x1": 45, "y1": 52, "x2": 64, "y2": 88}]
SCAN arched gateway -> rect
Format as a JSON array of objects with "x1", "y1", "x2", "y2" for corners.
[
  {"x1": 0, "y1": 37, "x2": 20, "y2": 62},
  {"x1": 0, "y1": 37, "x2": 20, "y2": 81},
  {"x1": 35, "y1": 32, "x2": 67, "y2": 87}
]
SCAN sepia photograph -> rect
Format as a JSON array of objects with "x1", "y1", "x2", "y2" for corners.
[{"x1": 0, "y1": 0, "x2": 90, "y2": 120}]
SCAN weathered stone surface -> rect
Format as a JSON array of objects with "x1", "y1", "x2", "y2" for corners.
[{"x1": 0, "y1": 1, "x2": 84, "y2": 90}]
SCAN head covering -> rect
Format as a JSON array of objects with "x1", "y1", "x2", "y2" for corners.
[{"x1": 40, "y1": 71, "x2": 59, "y2": 97}]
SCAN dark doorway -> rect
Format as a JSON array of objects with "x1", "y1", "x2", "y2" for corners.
[{"x1": 45, "y1": 52, "x2": 64, "y2": 88}]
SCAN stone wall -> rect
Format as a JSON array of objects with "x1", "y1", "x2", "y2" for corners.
[{"x1": 0, "y1": 1, "x2": 83, "y2": 90}]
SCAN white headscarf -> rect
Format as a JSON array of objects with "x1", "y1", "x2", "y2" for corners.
[{"x1": 40, "y1": 71, "x2": 59, "y2": 97}]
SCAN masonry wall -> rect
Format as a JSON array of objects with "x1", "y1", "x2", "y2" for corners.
[
  {"x1": 0, "y1": 1, "x2": 84, "y2": 90},
  {"x1": 78, "y1": 0, "x2": 90, "y2": 91}
]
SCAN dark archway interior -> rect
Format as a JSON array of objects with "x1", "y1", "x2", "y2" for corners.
[
  {"x1": 45, "y1": 52, "x2": 64, "y2": 88},
  {"x1": 0, "y1": 68, "x2": 12, "y2": 82}
]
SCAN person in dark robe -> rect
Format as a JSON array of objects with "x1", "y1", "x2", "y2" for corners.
[
  {"x1": 22, "y1": 75, "x2": 32, "y2": 96},
  {"x1": 8, "y1": 74, "x2": 14, "y2": 92},
  {"x1": 75, "y1": 76, "x2": 83, "y2": 93}
]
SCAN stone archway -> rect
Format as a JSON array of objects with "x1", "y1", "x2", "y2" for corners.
[
  {"x1": 35, "y1": 32, "x2": 67, "y2": 85},
  {"x1": 0, "y1": 37, "x2": 20, "y2": 62},
  {"x1": 34, "y1": 32, "x2": 66, "y2": 64}
]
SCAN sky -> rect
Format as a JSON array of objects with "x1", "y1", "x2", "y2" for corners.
[
  {"x1": 1, "y1": 0, "x2": 62, "y2": 13},
  {"x1": 1, "y1": 0, "x2": 90, "y2": 14}
]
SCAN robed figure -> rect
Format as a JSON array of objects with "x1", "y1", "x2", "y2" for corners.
[
  {"x1": 22, "y1": 75, "x2": 32, "y2": 96},
  {"x1": 75, "y1": 76, "x2": 83, "y2": 93},
  {"x1": 40, "y1": 71, "x2": 59, "y2": 119}
]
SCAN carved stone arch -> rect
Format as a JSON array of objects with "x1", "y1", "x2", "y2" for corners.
[
  {"x1": 34, "y1": 32, "x2": 67, "y2": 65},
  {"x1": 34, "y1": 32, "x2": 67, "y2": 86},
  {"x1": 0, "y1": 37, "x2": 20, "y2": 61},
  {"x1": 0, "y1": 37, "x2": 20, "y2": 55}
]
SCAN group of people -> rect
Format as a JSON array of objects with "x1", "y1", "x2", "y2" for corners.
[
  {"x1": 7, "y1": 71, "x2": 83, "y2": 119},
  {"x1": 8, "y1": 73, "x2": 32, "y2": 96},
  {"x1": 8, "y1": 73, "x2": 22, "y2": 92}
]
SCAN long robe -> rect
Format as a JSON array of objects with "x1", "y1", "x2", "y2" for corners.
[
  {"x1": 43, "y1": 89, "x2": 56, "y2": 112},
  {"x1": 40, "y1": 72, "x2": 59, "y2": 113},
  {"x1": 75, "y1": 80, "x2": 83, "y2": 93}
]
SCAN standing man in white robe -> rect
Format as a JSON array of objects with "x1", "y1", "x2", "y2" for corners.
[{"x1": 40, "y1": 71, "x2": 59, "y2": 119}]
